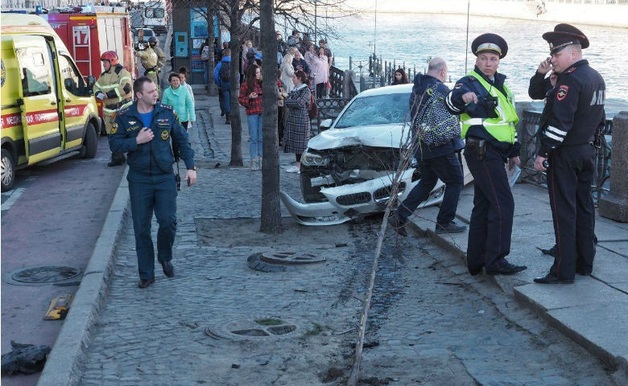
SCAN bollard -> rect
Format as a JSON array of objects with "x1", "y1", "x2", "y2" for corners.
[{"x1": 599, "y1": 111, "x2": 628, "y2": 222}]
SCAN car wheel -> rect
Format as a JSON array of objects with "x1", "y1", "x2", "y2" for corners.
[
  {"x1": 300, "y1": 172, "x2": 326, "y2": 203},
  {"x1": 1, "y1": 149, "x2": 16, "y2": 192},
  {"x1": 82, "y1": 123, "x2": 98, "y2": 159}
]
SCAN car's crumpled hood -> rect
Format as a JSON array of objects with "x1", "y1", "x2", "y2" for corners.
[{"x1": 307, "y1": 123, "x2": 411, "y2": 150}]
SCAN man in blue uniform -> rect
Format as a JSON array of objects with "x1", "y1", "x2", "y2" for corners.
[
  {"x1": 532, "y1": 24, "x2": 605, "y2": 284},
  {"x1": 110, "y1": 77, "x2": 197, "y2": 288},
  {"x1": 445, "y1": 33, "x2": 526, "y2": 276}
]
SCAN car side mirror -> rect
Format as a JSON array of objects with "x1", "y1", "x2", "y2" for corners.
[
  {"x1": 86, "y1": 75, "x2": 96, "y2": 88},
  {"x1": 64, "y1": 78, "x2": 76, "y2": 92},
  {"x1": 319, "y1": 119, "x2": 333, "y2": 131}
]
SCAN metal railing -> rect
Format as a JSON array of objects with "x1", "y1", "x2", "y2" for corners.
[{"x1": 518, "y1": 110, "x2": 613, "y2": 203}]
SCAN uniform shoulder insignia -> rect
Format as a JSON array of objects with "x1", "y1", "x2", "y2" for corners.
[
  {"x1": 117, "y1": 106, "x2": 130, "y2": 115},
  {"x1": 556, "y1": 85, "x2": 569, "y2": 101},
  {"x1": 161, "y1": 103, "x2": 173, "y2": 110}
]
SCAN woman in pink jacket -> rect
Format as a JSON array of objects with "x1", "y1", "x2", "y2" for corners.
[{"x1": 310, "y1": 46, "x2": 329, "y2": 99}]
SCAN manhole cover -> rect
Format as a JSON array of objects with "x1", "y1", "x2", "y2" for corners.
[
  {"x1": 4, "y1": 266, "x2": 82, "y2": 286},
  {"x1": 247, "y1": 251, "x2": 326, "y2": 273},
  {"x1": 205, "y1": 317, "x2": 300, "y2": 341},
  {"x1": 259, "y1": 251, "x2": 326, "y2": 265}
]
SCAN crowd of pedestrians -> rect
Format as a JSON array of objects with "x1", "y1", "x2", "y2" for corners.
[{"x1": 205, "y1": 29, "x2": 334, "y2": 171}]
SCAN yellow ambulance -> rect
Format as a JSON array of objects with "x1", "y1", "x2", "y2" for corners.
[{"x1": 1, "y1": 13, "x2": 102, "y2": 191}]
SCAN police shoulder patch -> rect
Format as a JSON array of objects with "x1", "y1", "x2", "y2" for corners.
[{"x1": 556, "y1": 85, "x2": 569, "y2": 101}]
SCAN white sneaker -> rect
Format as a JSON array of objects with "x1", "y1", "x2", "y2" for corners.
[{"x1": 285, "y1": 165, "x2": 300, "y2": 173}]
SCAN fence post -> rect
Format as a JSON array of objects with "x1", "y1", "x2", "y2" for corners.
[{"x1": 599, "y1": 111, "x2": 628, "y2": 222}]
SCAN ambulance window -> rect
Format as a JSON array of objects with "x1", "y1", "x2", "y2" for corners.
[
  {"x1": 58, "y1": 54, "x2": 84, "y2": 93},
  {"x1": 18, "y1": 49, "x2": 52, "y2": 97}
]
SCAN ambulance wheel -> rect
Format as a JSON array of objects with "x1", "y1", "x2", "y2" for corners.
[
  {"x1": 1, "y1": 149, "x2": 16, "y2": 192},
  {"x1": 82, "y1": 123, "x2": 98, "y2": 159}
]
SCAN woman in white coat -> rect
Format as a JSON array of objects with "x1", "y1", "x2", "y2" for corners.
[{"x1": 280, "y1": 47, "x2": 297, "y2": 92}]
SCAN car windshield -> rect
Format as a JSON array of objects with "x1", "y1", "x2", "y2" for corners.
[{"x1": 334, "y1": 92, "x2": 411, "y2": 129}]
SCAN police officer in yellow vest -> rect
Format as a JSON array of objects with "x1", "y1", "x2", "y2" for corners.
[
  {"x1": 94, "y1": 50, "x2": 133, "y2": 166},
  {"x1": 445, "y1": 33, "x2": 527, "y2": 277}
]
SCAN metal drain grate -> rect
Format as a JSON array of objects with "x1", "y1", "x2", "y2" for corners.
[{"x1": 4, "y1": 266, "x2": 82, "y2": 286}]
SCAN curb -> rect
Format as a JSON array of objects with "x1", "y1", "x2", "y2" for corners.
[
  {"x1": 407, "y1": 216, "x2": 628, "y2": 383},
  {"x1": 37, "y1": 169, "x2": 130, "y2": 386}
]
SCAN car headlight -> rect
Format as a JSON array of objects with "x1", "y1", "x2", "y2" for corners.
[{"x1": 301, "y1": 150, "x2": 329, "y2": 167}]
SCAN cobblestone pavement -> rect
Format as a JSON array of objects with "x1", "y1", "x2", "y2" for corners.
[{"x1": 77, "y1": 97, "x2": 618, "y2": 385}]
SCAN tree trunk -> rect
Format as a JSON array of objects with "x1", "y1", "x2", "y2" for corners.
[
  {"x1": 228, "y1": 8, "x2": 243, "y2": 167},
  {"x1": 259, "y1": 0, "x2": 282, "y2": 234}
]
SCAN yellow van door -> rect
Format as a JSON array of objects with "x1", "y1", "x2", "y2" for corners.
[{"x1": 14, "y1": 35, "x2": 62, "y2": 164}]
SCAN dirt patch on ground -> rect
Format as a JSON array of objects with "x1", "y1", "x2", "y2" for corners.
[{"x1": 195, "y1": 217, "x2": 351, "y2": 248}]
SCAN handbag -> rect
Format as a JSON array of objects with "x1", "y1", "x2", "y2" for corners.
[{"x1": 308, "y1": 90, "x2": 318, "y2": 119}]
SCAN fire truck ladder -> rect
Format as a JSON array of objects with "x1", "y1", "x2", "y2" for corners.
[{"x1": 72, "y1": 24, "x2": 93, "y2": 76}]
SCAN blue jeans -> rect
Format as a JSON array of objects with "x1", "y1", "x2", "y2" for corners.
[
  {"x1": 398, "y1": 152, "x2": 464, "y2": 225},
  {"x1": 220, "y1": 86, "x2": 231, "y2": 115},
  {"x1": 247, "y1": 113, "x2": 263, "y2": 158},
  {"x1": 128, "y1": 171, "x2": 178, "y2": 280}
]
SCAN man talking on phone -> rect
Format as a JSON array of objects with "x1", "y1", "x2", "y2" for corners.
[
  {"x1": 531, "y1": 24, "x2": 605, "y2": 284},
  {"x1": 110, "y1": 76, "x2": 197, "y2": 289}
]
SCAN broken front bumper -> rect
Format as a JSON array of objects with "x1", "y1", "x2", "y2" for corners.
[{"x1": 280, "y1": 169, "x2": 446, "y2": 226}]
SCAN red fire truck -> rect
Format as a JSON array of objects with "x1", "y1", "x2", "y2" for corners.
[
  {"x1": 39, "y1": 6, "x2": 135, "y2": 130},
  {"x1": 41, "y1": 6, "x2": 135, "y2": 79}
]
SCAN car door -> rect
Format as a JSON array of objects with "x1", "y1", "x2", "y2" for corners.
[
  {"x1": 14, "y1": 35, "x2": 62, "y2": 164},
  {"x1": 57, "y1": 53, "x2": 91, "y2": 149}
]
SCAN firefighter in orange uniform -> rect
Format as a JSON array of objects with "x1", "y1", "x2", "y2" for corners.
[{"x1": 94, "y1": 50, "x2": 133, "y2": 166}]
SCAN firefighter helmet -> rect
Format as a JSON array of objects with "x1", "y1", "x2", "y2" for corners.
[
  {"x1": 100, "y1": 51, "x2": 119, "y2": 65},
  {"x1": 148, "y1": 36, "x2": 158, "y2": 44}
]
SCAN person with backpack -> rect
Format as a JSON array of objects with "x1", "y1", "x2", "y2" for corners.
[
  {"x1": 390, "y1": 58, "x2": 466, "y2": 237},
  {"x1": 214, "y1": 48, "x2": 232, "y2": 124}
]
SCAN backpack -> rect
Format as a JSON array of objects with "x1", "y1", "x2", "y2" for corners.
[
  {"x1": 200, "y1": 45, "x2": 210, "y2": 61},
  {"x1": 413, "y1": 85, "x2": 460, "y2": 148},
  {"x1": 219, "y1": 62, "x2": 230, "y2": 82}
]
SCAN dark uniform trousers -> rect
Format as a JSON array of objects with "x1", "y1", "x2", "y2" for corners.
[
  {"x1": 128, "y1": 170, "x2": 178, "y2": 281},
  {"x1": 547, "y1": 143, "x2": 596, "y2": 279},
  {"x1": 464, "y1": 143, "x2": 514, "y2": 271}
]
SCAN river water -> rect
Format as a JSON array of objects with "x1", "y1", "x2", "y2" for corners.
[{"x1": 324, "y1": 13, "x2": 628, "y2": 102}]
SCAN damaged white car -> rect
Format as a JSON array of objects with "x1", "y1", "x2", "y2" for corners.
[{"x1": 280, "y1": 84, "x2": 516, "y2": 226}]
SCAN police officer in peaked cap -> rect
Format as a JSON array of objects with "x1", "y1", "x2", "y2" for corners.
[
  {"x1": 445, "y1": 32, "x2": 527, "y2": 277},
  {"x1": 530, "y1": 24, "x2": 605, "y2": 284}
]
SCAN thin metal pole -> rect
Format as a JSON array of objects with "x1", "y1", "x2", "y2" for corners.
[{"x1": 465, "y1": 0, "x2": 470, "y2": 74}]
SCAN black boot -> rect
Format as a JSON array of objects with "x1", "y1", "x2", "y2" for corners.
[
  {"x1": 108, "y1": 152, "x2": 126, "y2": 167},
  {"x1": 225, "y1": 114, "x2": 231, "y2": 124}
]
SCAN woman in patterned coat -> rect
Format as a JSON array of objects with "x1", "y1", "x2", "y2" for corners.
[{"x1": 282, "y1": 70, "x2": 311, "y2": 173}]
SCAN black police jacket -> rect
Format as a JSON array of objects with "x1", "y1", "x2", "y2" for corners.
[{"x1": 537, "y1": 59, "x2": 606, "y2": 157}]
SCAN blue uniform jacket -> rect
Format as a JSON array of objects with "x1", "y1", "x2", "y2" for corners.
[
  {"x1": 110, "y1": 102, "x2": 195, "y2": 175},
  {"x1": 409, "y1": 73, "x2": 464, "y2": 160}
]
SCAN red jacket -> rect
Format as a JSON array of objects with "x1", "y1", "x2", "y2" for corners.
[{"x1": 238, "y1": 81, "x2": 263, "y2": 115}]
